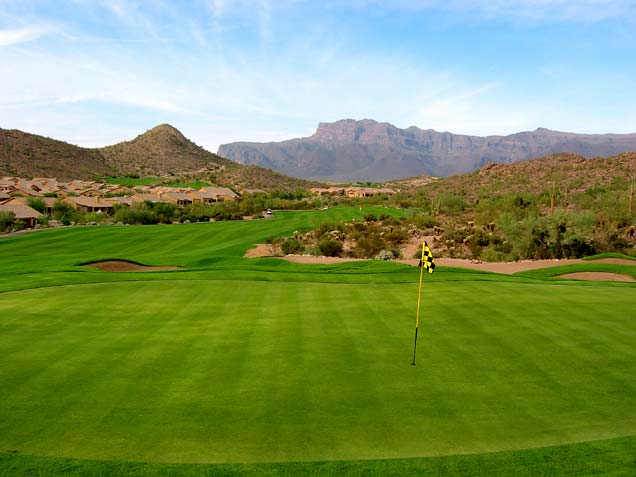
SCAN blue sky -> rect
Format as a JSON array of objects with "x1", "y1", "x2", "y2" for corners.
[{"x1": 1, "y1": 1, "x2": 635, "y2": 152}]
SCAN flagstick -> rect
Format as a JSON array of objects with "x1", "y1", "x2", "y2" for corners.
[{"x1": 411, "y1": 243, "x2": 426, "y2": 365}]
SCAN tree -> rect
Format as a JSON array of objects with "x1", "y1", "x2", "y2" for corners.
[
  {"x1": 27, "y1": 198, "x2": 46, "y2": 213},
  {"x1": 0, "y1": 211, "x2": 15, "y2": 232}
]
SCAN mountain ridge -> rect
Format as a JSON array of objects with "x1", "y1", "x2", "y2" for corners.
[{"x1": 217, "y1": 119, "x2": 636, "y2": 181}]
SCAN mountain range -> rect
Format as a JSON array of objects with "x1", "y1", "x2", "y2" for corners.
[
  {"x1": 217, "y1": 119, "x2": 636, "y2": 181},
  {"x1": 0, "y1": 125, "x2": 314, "y2": 190}
]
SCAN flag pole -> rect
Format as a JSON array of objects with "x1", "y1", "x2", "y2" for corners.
[{"x1": 411, "y1": 243, "x2": 426, "y2": 365}]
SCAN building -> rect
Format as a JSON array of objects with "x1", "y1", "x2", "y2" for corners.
[
  {"x1": 0, "y1": 204, "x2": 42, "y2": 228},
  {"x1": 64, "y1": 197, "x2": 114, "y2": 214}
]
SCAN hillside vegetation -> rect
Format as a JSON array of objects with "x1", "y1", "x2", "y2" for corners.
[
  {"x1": 301, "y1": 153, "x2": 636, "y2": 261},
  {"x1": 0, "y1": 126, "x2": 315, "y2": 191}
]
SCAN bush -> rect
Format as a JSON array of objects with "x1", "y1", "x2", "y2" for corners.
[
  {"x1": 354, "y1": 235, "x2": 384, "y2": 258},
  {"x1": 281, "y1": 238, "x2": 304, "y2": 255},
  {"x1": 52, "y1": 200, "x2": 76, "y2": 225},
  {"x1": 314, "y1": 221, "x2": 344, "y2": 239},
  {"x1": 375, "y1": 250, "x2": 395, "y2": 261},
  {"x1": 0, "y1": 211, "x2": 15, "y2": 232},
  {"x1": 318, "y1": 238, "x2": 343, "y2": 257},
  {"x1": 27, "y1": 198, "x2": 46, "y2": 213},
  {"x1": 411, "y1": 213, "x2": 439, "y2": 229},
  {"x1": 37, "y1": 214, "x2": 49, "y2": 227}
]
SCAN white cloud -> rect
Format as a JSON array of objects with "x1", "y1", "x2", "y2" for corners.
[
  {"x1": 0, "y1": 25, "x2": 54, "y2": 46},
  {"x1": 351, "y1": 0, "x2": 636, "y2": 22}
]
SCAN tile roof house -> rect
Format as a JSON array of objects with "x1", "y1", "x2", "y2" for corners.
[
  {"x1": 0, "y1": 204, "x2": 43, "y2": 228},
  {"x1": 64, "y1": 197, "x2": 114, "y2": 213},
  {"x1": 162, "y1": 192, "x2": 193, "y2": 206},
  {"x1": 198, "y1": 187, "x2": 240, "y2": 202}
]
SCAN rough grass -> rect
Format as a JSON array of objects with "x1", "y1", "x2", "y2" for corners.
[
  {"x1": 2, "y1": 435, "x2": 636, "y2": 476},
  {"x1": 1, "y1": 206, "x2": 635, "y2": 475}
]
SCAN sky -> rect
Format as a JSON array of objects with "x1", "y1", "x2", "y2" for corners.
[{"x1": 1, "y1": 0, "x2": 636, "y2": 152}]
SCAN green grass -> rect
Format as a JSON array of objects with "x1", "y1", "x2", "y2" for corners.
[
  {"x1": 1, "y1": 206, "x2": 635, "y2": 475},
  {"x1": 583, "y1": 252, "x2": 636, "y2": 261},
  {"x1": 516, "y1": 262, "x2": 636, "y2": 281},
  {"x1": 103, "y1": 177, "x2": 211, "y2": 189},
  {"x1": 2, "y1": 435, "x2": 636, "y2": 476},
  {"x1": 103, "y1": 177, "x2": 161, "y2": 187},
  {"x1": 161, "y1": 180, "x2": 211, "y2": 189}
]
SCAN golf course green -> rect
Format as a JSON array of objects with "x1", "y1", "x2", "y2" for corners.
[{"x1": 1, "y1": 206, "x2": 635, "y2": 476}]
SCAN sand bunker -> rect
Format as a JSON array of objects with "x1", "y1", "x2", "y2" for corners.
[
  {"x1": 555, "y1": 272, "x2": 636, "y2": 282},
  {"x1": 81, "y1": 260, "x2": 183, "y2": 272},
  {"x1": 244, "y1": 244, "x2": 278, "y2": 258}
]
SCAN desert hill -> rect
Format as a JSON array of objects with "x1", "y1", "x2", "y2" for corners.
[
  {"x1": 217, "y1": 119, "x2": 636, "y2": 182},
  {"x1": 0, "y1": 128, "x2": 116, "y2": 179},
  {"x1": 403, "y1": 152, "x2": 636, "y2": 201},
  {"x1": 99, "y1": 124, "x2": 234, "y2": 177},
  {"x1": 0, "y1": 126, "x2": 315, "y2": 191}
]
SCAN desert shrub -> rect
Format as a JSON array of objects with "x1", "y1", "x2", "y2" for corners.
[
  {"x1": 375, "y1": 250, "x2": 395, "y2": 261},
  {"x1": 0, "y1": 211, "x2": 15, "y2": 232},
  {"x1": 52, "y1": 200, "x2": 76, "y2": 225},
  {"x1": 318, "y1": 238, "x2": 343, "y2": 257},
  {"x1": 281, "y1": 238, "x2": 304, "y2": 255},
  {"x1": 12, "y1": 219, "x2": 26, "y2": 231},
  {"x1": 353, "y1": 235, "x2": 385, "y2": 258},
  {"x1": 480, "y1": 244, "x2": 511, "y2": 262},
  {"x1": 149, "y1": 202, "x2": 178, "y2": 224},
  {"x1": 411, "y1": 213, "x2": 439, "y2": 229},
  {"x1": 314, "y1": 221, "x2": 344, "y2": 239},
  {"x1": 364, "y1": 213, "x2": 378, "y2": 222},
  {"x1": 384, "y1": 228, "x2": 409, "y2": 245},
  {"x1": 438, "y1": 193, "x2": 467, "y2": 215},
  {"x1": 113, "y1": 204, "x2": 158, "y2": 225},
  {"x1": 78, "y1": 212, "x2": 107, "y2": 224},
  {"x1": 37, "y1": 215, "x2": 49, "y2": 227}
]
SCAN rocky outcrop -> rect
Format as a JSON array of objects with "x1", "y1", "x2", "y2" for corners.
[{"x1": 218, "y1": 120, "x2": 636, "y2": 181}]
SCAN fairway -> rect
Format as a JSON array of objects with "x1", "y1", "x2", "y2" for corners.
[{"x1": 1, "y1": 207, "x2": 636, "y2": 474}]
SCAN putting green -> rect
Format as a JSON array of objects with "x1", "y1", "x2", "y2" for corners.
[
  {"x1": 1, "y1": 207, "x2": 636, "y2": 474},
  {"x1": 1, "y1": 279, "x2": 635, "y2": 464}
]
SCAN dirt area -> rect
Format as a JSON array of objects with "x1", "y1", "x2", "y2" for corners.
[
  {"x1": 81, "y1": 260, "x2": 183, "y2": 272},
  {"x1": 244, "y1": 244, "x2": 278, "y2": 258},
  {"x1": 555, "y1": 272, "x2": 636, "y2": 282},
  {"x1": 397, "y1": 257, "x2": 636, "y2": 274},
  {"x1": 283, "y1": 255, "x2": 367, "y2": 264},
  {"x1": 245, "y1": 243, "x2": 636, "y2": 281}
]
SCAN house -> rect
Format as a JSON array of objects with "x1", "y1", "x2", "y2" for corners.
[
  {"x1": 107, "y1": 196, "x2": 138, "y2": 206},
  {"x1": 132, "y1": 193, "x2": 163, "y2": 203},
  {"x1": 0, "y1": 178, "x2": 17, "y2": 190},
  {"x1": 162, "y1": 192, "x2": 193, "y2": 206},
  {"x1": 0, "y1": 191, "x2": 10, "y2": 204},
  {"x1": 105, "y1": 185, "x2": 132, "y2": 195},
  {"x1": 309, "y1": 187, "x2": 331, "y2": 196},
  {"x1": 198, "y1": 187, "x2": 240, "y2": 202},
  {"x1": 309, "y1": 187, "x2": 345, "y2": 196},
  {"x1": 344, "y1": 187, "x2": 375, "y2": 198},
  {"x1": 0, "y1": 204, "x2": 42, "y2": 228},
  {"x1": 344, "y1": 187, "x2": 396, "y2": 198},
  {"x1": 64, "y1": 197, "x2": 114, "y2": 213},
  {"x1": 7, "y1": 186, "x2": 43, "y2": 197},
  {"x1": 78, "y1": 188, "x2": 103, "y2": 197},
  {"x1": 3, "y1": 197, "x2": 57, "y2": 215},
  {"x1": 187, "y1": 189, "x2": 217, "y2": 204}
]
